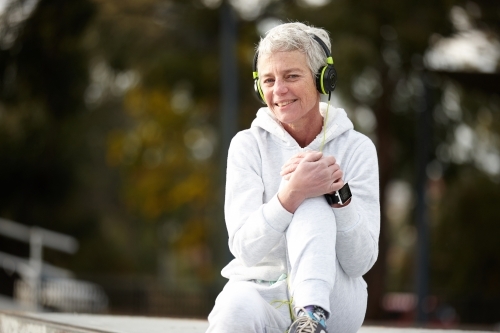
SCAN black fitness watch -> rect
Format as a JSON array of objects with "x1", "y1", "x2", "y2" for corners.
[{"x1": 324, "y1": 183, "x2": 352, "y2": 206}]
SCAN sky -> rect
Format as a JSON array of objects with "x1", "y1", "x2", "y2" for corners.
[
  {"x1": 424, "y1": 6, "x2": 500, "y2": 73},
  {"x1": 0, "y1": 0, "x2": 8, "y2": 15}
]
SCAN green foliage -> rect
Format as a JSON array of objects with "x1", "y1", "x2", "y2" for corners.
[
  {"x1": 431, "y1": 169, "x2": 500, "y2": 322},
  {"x1": 0, "y1": 0, "x2": 96, "y2": 226},
  {"x1": 77, "y1": 0, "x2": 222, "y2": 284},
  {"x1": 107, "y1": 86, "x2": 216, "y2": 220}
]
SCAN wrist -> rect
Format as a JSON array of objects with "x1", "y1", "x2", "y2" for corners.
[
  {"x1": 332, "y1": 197, "x2": 351, "y2": 208},
  {"x1": 324, "y1": 183, "x2": 352, "y2": 207},
  {"x1": 278, "y1": 183, "x2": 305, "y2": 213}
]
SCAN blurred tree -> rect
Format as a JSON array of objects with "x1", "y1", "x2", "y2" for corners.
[
  {"x1": 0, "y1": 0, "x2": 96, "y2": 253},
  {"x1": 106, "y1": 85, "x2": 219, "y2": 289},
  {"x1": 87, "y1": 0, "x2": 223, "y2": 289},
  {"x1": 431, "y1": 169, "x2": 500, "y2": 323},
  {"x1": 427, "y1": 77, "x2": 500, "y2": 323}
]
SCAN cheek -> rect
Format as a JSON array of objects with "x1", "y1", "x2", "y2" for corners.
[
  {"x1": 300, "y1": 78, "x2": 317, "y2": 99},
  {"x1": 260, "y1": 83, "x2": 270, "y2": 97},
  {"x1": 264, "y1": 91, "x2": 273, "y2": 106},
  {"x1": 303, "y1": 86, "x2": 318, "y2": 104}
]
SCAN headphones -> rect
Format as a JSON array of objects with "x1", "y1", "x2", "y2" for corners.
[{"x1": 252, "y1": 34, "x2": 337, "y2": 104}]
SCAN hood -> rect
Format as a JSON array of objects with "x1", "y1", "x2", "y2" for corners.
[{"x1": 250, "y1": 102, "x2": 354, "y2": 150}]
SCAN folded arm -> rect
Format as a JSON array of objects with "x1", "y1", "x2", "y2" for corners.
[
  {"x1": 333, "y1": 139, "x2": 380, "y2": 278},
  {"x1": 225, "y1": 133, "x2": 292, "y2": 267}
]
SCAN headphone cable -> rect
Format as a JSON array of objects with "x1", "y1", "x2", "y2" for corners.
[{"x1": 319, "y1": 92, "x2": 331, "y2": 153}]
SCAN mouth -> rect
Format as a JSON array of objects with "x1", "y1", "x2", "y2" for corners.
[{"x1": 275, "y1": 99, "x2": 297, "y2": 108}]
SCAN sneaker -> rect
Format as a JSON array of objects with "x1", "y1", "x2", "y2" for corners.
[{"x1": 288, "y1": 306, "x2": 328, "y2": 333}]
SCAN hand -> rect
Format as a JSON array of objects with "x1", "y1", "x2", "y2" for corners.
[
  {"x1": 278, "y1": 151, "x2": 344, "y2": 213},
  {"x1": 282, "y1": 151, "x2": 344, "y2": 196},
  {"x1": 280, "y1": 151, "x2": 307, "y2": 180}
]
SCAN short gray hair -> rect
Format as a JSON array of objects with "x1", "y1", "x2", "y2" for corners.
[{"x1": 256, "y1": 22, "x2": 331, "y2": 77}]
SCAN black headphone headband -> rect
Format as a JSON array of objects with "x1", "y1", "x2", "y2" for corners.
[
  {"x1": 311, "y1": 35, "x2": 332, "y2": 60},
  {"x1": 252, "y1": 33, "x2": 337, "y2": 103}
]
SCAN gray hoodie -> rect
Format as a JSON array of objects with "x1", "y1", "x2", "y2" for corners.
[{"x1": 221, "y1": 102, "x2": 380, "y2": 283}]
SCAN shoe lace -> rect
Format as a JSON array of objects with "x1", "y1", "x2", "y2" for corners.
[
  {"x1": 290, "y1": 315, "x2": 318, "y2": 333},
  {"x1": 289, "y1": 307, "x2": 326, "y2": 333}
]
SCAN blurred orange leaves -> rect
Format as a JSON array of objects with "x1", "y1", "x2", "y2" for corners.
[{"x1": 106, "y1": 85, "x2": 216, "y2": 220}]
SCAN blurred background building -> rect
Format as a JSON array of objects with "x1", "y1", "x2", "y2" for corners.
[{"x1": 0, "y1": 0, "x2": 499, "y2": 330}]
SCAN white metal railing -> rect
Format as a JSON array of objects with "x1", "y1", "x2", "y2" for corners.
[{"x1": 0, "y1": 217, "x2": 107, "y2": 312}]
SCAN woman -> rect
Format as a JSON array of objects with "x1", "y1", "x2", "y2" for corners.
[{"x1": 207, "y1": 22, "x2": 380, "y2": 333}]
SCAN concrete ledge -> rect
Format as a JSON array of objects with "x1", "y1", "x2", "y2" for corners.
[
  {"x1": 0, "y1": 311, "x2": 495, "y2": 333},
  {"x1": 359, "y1": 328, "x2": 493, "y2": 333},
  {"x1": 0, "y1": 312, "x2": 209, "y2": 333}
]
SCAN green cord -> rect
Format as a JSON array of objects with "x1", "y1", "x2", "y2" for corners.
[
  {"x1": 271, "y1": 297, "x2": 295, "y2": 320},
  {"x1": 269, "y1": 274, "x2": 295, "y2": 322},
  {"x1": 319, "y1": 92, "x2": 332, "y2": 153}
]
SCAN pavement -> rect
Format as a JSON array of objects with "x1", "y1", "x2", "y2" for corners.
[
  {"x1": 0, "y1": 295, "x2": 32, "y2": 312},
  {"x1": 0, "y1": 312, "x2": 208, "y2": 333},
  {"x1": 0, "y1": 311, "x2": 497, "y2": 333}
]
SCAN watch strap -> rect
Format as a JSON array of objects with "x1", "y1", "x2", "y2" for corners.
[{"x1": 324, "y1": 183, "x2": 352, "y2": 206}]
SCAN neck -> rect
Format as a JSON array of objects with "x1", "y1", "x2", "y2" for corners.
[{"x1": 282, "y1": 108, "x2": 324, "y2": 148}]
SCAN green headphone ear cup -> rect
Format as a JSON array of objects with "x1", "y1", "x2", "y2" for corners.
[
  {"x1": 254, "y1": 78, "x2": 266, "y2": 104},
  {"x1": 252, "y1": 51, "x2": 266, "y2": 104},
  {"x1": 316, "y1": 66, "x2": 327, "y2": 94},
  {"x1": 316, "y1": 65, "x2": 337, "y2": 94}
]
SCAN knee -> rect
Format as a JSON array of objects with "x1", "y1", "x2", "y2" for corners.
[
  {"x1": 327, "y1": 278, "x2": 367, "y2": 333},
  {"x1": 219, "y1": 283, "x2": 260, "y2": 315},
  {"x1": 290, "y1": 196, "x2": 336, "y2": 230},
  {"x1": 208, "y1": 282, "x2": 265, "y2": 331}
]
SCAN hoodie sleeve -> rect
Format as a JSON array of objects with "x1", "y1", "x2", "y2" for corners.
[
  {"x1": 333, "y1": 138, "x2": 380, "y2": 278},
  {"x1": 224, "y1": 132, "x2": 292, "y2": 267}
]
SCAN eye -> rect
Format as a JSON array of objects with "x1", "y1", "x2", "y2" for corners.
[{"x1": 263, "y1": 78, "x2": 274, "y2": 84}]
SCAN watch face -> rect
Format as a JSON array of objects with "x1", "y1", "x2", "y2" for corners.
[{"x1": 339, "y1": 184, "x2": 352, "y2": 202}]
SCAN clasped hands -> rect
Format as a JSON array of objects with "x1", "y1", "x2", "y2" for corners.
[{"x1": 278, "y1": 150, "x2": 345, "y2": 213}]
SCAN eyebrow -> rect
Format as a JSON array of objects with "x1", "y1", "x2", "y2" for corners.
[{"x1": 260, "y1": 67, "x2": 306, "y2": 78}]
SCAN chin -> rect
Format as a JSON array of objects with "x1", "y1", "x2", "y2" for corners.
[{"x1": 272, "y1": 112, "x2": 293, "y2": 123}]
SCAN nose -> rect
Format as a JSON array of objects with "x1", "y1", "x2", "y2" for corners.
[{"x1": 273, "y1": 79, "x2": 288, "y2": 95}]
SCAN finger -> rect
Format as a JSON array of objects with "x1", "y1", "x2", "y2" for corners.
[
  {"x1": 328, "y1": 163, "x2": 340, "y2": 174},
  {"x1": 301, "y1": 151, "x2": 323, "y2": 162},
  {"x1": 331, "y1": 169, "x2": 343, "y2": 182},
  {"x1": 323, "y1": 155, "x2": 337, "y2": 167},
  {"x1": 281, "y1": 161, "x2": 300, "y2": 175},
  {"x1": 281, "y1": 152, "x2": 306, "y2": 168},
  {"x1": 290, "y1": 151, "x2": 309, "y2": 160},
  {"x1": 280, "y1": 163, "x2": 298, "y2": 176},
  {"x1": 325, "y1": 163, "x2": 340, "y2": 178},
  {"x1": 329, "y1": 179, "x2": 344, "y2": 193},
  {"x1": 281, "y1": 158, "x2": 301, "y2": 170}
]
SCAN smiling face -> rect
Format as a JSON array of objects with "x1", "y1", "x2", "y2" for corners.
[{"x1": 259, "y1": 50, "x2": 321, "y2": 132}]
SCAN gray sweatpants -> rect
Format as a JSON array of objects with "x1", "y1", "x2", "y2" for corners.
[{"x1": 207, "y1": 195, "x2": 368, "y2": 333}]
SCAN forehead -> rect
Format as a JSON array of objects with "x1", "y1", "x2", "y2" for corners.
[{"x1": 258, "y1": 50, "x2": 308, "y2": 74}]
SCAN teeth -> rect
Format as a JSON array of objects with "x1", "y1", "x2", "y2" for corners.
[{"x1": 277, "y1": 100, "x2": 294, "y2": 107}]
